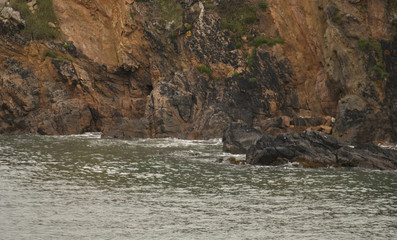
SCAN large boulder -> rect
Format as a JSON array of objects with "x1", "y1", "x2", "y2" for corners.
[
  {"x1": 246, "y1": 130, "x2": 340, "y2": 167},
  {"x1": 245, "y1": 130, "x2": 397, "y2": 170},
  {"x1": 222, "y1": 122, "x2": 264, "y2": 154},
  {"x1": 336, "y1": 144, "x2": 397, "y2": 170}
]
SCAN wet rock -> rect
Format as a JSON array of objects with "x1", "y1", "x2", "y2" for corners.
[
  {"x1": 246, "y1": 131, "x2": 340, "y2": 167},
  {"x1": 216, "y1": 157, "x2": 246, "y2": 165},
  {"x1": 222, "y1": 122, "x2": 264, "y2": 154},
  {"x1": 245, "y1": 129, "x2": 397, "y2": 170},
  {"x1": 336, "y1": 144, "x2": 397, "y2": 170}
]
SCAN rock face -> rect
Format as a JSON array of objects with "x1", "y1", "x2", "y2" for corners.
[
  {"x1": 222, "y1": 122, "x2": 264, "y2": 154},
  {"x1": 245, "y1": 130, "x2": 397, "y2": 170},
  {"x1": 0, "y1": 0, "x2": 396, "y2": 144}
]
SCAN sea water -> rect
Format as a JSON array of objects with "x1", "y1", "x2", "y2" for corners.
[{"x1": 0, "y1": 134, "x2": 396, "y2": 239}]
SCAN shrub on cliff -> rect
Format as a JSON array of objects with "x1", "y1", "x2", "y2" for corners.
[
  {"x1": 220, "y1": 4, "x2": 257, "y2": 35},
  {"x1": 253, "y1": 36, "x2": 285, "y2": 47},
  {"x1": 258, "y1": 0, "x2": 268, "y2": 11},
  {"x1": 197, "y1": 65, "x2": 212, "y2": 78},
  {"x1": 10, "y1": 0, "x2": 59, "y2": 39}
]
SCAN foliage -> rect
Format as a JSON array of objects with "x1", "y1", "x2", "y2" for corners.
[
  {"x1": 10, "y1": 0, "x2": 60, "y2": 39},
  {"x1": 233, "y1": 72, "x2": 240, "y2": 77},
  {"x1": 249, "y1": 77, "x2": 257, "y2": 83},
  {"x1": 168, "y1": 31, "x2": 177, "y2": 40},
  {"x1": 197, "y1": 65, "x2": 212, "y2": 78},
  {"x1": 220, "y1": 4, "x2": 257, "y2": 35},
  {"x1": 63, "y1": 43, "x2": 71, "y2": 50},
  {"x1": 157, "y1": 0, "x2": 183, "y2": 29},
  {"x1": 253, "y1": 36, "x2": 284, "y2": 47},
  {"x1": 328, "y1": 3, "x2": 344, "y2": 25},
  {"x1": 358, "y1": 38, "x2": 369, "y2": 51},
  {"x1": 359, "y1": 38, "x2": 389, "y2": 79},
  {"x1": 258, "y1": 0, "x2": 268, "y2": 11},
  {"x1": 235, "y1": 39, "x2": 242, "y2": 49},
  {"x1": 247, "y1": 50, "x2": 255, "y2": 69},
  {"x1": 44, "y1": 50, "x2": 57, "y2": 58},
  {"x1": 130, "y1": 11, "x2": 134, "y2": 21}
]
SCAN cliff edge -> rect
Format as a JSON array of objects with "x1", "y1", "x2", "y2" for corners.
[{"x1": 1, "y1": 0, "x2": 396, "y2": 144}]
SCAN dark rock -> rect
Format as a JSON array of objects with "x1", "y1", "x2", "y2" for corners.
[
  {"x1": 333, "y1": 95, "x2": 396, "y2": 144},
  {"x1": 222, "y1": 122, "x2": 264, "y2": 154},
  {"x1": 246, "y1": 130, "x2": 340, "y2": 167},
  {"x1": 245, "y1": 129, "x2": 397, "y2": 170},
  {"x1": 336, "y1": 144, "x2": 397, "y2": 170}
]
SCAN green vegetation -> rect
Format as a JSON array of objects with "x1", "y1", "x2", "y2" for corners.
[
  {"x1": 203, "y1": 0, "x2": 216, "y2": 9},
  {"x1": 233, "y1": 72, "x2": 240, "y2": 77},
  {"x1": 220, "y1": 4, "x2": 257, "y2": 35},
  {"x1": 258, "y1": 0, "x2": 268, "y2": 11},
  {"x1": 168, "y1": 31, "x2": 177, "y2": 40},
  {"x1": 328, "y1": 3, "x2": 344, "y2": 25},
  {"x1": 197, "y1": 65, "x2": 212, "y2": 78},
  {"x1": 235, "y1": 38, "x2": 243, "y2": 49},
  {"x1": 10, "y1": 0, "x2": 60, "y2": 39},
  {"x1": 249, "y1": 77, "x2": 258, "y2": 83},
  {"x1": 247, "y1": 50, "x2": 256, "y2": 69},
  {"x1": 157, "y1": 0, "x2": 183, "y2": 29},
  {"x1": 130, "y1": 11, "x2": 134, "y2": 21},
  {"x1": 44, "y1": 50, "x2": 57, "y2": 58},
  {"x1": 63, "y1": 43, "x2": 71, "y2": 50},
  {"x1": 253, "y1": 36, "x2": 285, "y2": 47},
  {"x1": 359, "y1": 38, "x2": 389, "y2": 79}
]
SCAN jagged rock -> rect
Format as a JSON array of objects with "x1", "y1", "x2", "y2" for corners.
[
  {"x1": 0, "y1": 0, "x2": 396, "y2": 145},
  {"x1": 51, "y1": 59, "x2": 78, "y2": 85},
  {"x1": 246, "y1": 131, "x2": 340, "y2": 167},
  {"x1": 245, "y1": 130, "x2": 397, "y2": 170},
  {"x1": 333, "y1": 95, "x2": 396, "y2": 144},
  {"x1": 336, "y1": 144, "x2": 397, "y2": 170},
  {"x1": 1, "y1": 7, "x2": 25, "y2": 26},
  {"x1": 222, "y1": 122, "x2": 264, "y2": 154}
]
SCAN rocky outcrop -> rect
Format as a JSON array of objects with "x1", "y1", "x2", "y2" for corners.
[
  {"x1": 245, "y1": 130, "x2": 397, "y2": 170},
  {"x1": 222, "y1": 122, "x2": 263, "y2": 154},
  {"x1": 0, "y1": 0, "x2": 396, "y2": 144}
]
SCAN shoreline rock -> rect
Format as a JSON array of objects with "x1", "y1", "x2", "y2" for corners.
[
  {"x1": 223, "y1": 123, "x2": 397, "y2": 170},
  {"x1": 222, "y1": 122, "x2": 263, "y2": 154}
]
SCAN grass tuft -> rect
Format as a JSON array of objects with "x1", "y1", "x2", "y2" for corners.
[{"x1": 10, "y1": 0, "x2": 60, "y2": 39}]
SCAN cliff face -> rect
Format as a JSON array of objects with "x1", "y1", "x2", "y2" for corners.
[{"x1": 0, "y1": 0, "x2": 396, "y2": 144}]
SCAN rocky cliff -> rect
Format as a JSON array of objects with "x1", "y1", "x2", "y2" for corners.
[{"x1": 0, "y1": 0, "x2": 396, "y2": 144}]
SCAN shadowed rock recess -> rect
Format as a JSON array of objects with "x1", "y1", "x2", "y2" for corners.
[{"x1": 0, "y1": 0, "x2": 396, "y2": 147}]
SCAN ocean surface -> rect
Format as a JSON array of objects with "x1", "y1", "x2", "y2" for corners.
[{"x1": 0, "y1": 133, "x2": 396, "y2": 239}]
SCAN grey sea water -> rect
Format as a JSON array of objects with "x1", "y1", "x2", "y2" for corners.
[{"x1": 0, "y1": 134, "x2": 396, "y2": 239}]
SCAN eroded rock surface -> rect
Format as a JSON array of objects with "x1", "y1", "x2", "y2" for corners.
[
  {"x1": 245, "y1": 130, "x2": 397, "y2": 170},
  {"x1": 0, "y1": 0, "x2": 396, "y2": 144}
]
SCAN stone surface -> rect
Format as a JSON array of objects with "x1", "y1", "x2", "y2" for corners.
[
  {"x1": 1, "y1": 7, "x2": 25, "y2": 26},
  {"x1": 222, "y1": 122, "x2": 264, "y2": 154},
  {"x1": 245, "y1": 130, "x2": 397, "y2": 170},
  {"x1": 0, "y1": 0, "x2": 396, "y2": 145}
]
